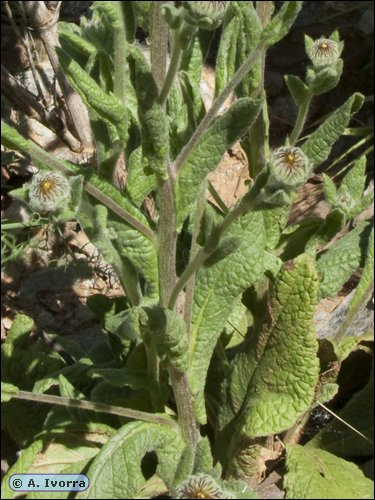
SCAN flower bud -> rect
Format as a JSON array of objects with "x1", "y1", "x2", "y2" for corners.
[
  {"x1": 182, "y1": 1, "x2": 228, "y2": 30},
  {"x1": 269, "y1": 147, "x2": 311, "y2": 188},
  {"x1": 29, "y1": 171, "x2": 71, "y2": 214},
  {"x1": 307, "y1": 37, "x2": 343, "y2": 68}
]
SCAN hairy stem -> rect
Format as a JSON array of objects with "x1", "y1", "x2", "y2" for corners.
[
  {"x1": 289, "y1": 92, "x2": 313, "y2": 146},
  {"x1": 151, "y1": 1, "x2": 169, "y2": 94},
  {"x1": 174, "y1": 41, "x2": 267, "y2": 173},
  {"x1": 12, "y1": 390, "x2": 178, "y2": 429},
  {"x1": 168, "y1": 367, "x2": 199, "y2": 447},
  {"x1": 158, "y1": 28, "x2": 182, "y2": 106},
  {"x1": 247, "y1": 1, "x2": 273, "y2": 179}
]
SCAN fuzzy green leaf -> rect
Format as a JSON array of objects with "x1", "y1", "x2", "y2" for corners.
[
  {"x1": 348, "y1": 225, "x2": 374, "y2": 314},
  {"x1": 57, "y1": 48, "x2": 128, "y2": 145},
  {"x1": 261, "y1": 1, "x2": 303, "y2": 47},
  {"x1": 233, "y1": 1, "x2": 263, "y2": 98},
  {"x1": 176, "y1": 97, "x2": 262, "y2": 230},
  {"x1": 127, "y1": 47, "x2": 169, "y2": 181},
  {"x1": 215, "y1": 14, "x2": 241, "y2": 97},
  {"x1": 285, "y1": 74, "x2": 311, "y2": 107},
  {"x1": 323, "y1": 174, "x2": 338, "y2": 206},
  {"x1": 317, "y1": 220, "x2": 373, "y2": 298},
  {"x1": 338, "y1": 156, "x2": 367, "y2": 206},
  {"x1": 93, "y1": 1, "x2": 123, "y2": 29},
  {"x1": 142, "y1": 307, "x2": 189, "y2": 372},
  {"x1": 5, "y1": 313, "x2": 34, "y2": 345},
  {"x1": 307, "y1": 59, "x2": 343, "y2": 96},
  {"x1": 80, "y1": 421, "x2": 186, "y2": 498},
  {"x1": 284, "y1": 444, "x2": 374, "y2": 499},
  {"x1": 1, "y1": 382, "x2": 18, "y2": 403},
  {"x1": 217, "y1": 255, "x2": 320, "y2": 473},
  {"x1": 125, "y1": 147, "x2": 157, "y2": 207},
  {"x1": 58, "y1": 22, "x2": 97, "y2": 56},
  {"x1": 189, "y1": 210, "x2": 267, "y2": 423},
  {"x1": 302, "y1": 93, "x2": 364, "y2": 168},
  {"x1": 109, "y1": 218, "x2": 159, "y2": 301}
]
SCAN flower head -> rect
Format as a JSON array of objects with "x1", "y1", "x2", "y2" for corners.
[
  {"x1": 269, "y1": 147, "x2": 311, "y2": 188},
  {"x1": 182, "y1": 1, "x2": 228, "y2": 30},
  {"x1": 307, "y1": 37, "x2": 341, "y2": 68},
  {"x1": 176, "y1": 474, "x2": 225, "y2": 499},
  {"x1": 29, "y1": 171, "x2": 71, "y2": 214}
]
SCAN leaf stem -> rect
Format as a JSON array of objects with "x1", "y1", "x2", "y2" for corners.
[
  {"x1": 289, "y1": 92, "x2": 313, "y2": 146},
  {"x1": 12, "y1": 390, "x2": 178, "y2": 429}
]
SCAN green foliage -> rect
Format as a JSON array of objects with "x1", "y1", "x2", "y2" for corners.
[
  {"x1": 217, "y1": 255, "x2": 320, "y2": 475},
  {"x1": 176, "y1": 97, "x2": 263, "y2": 229},
  {"x1": 284, "y1": 445, "x2": 374, "y2": 499},
  {"x1": 317, "y1": 220, "x2": 373, "y2": 298},
  {"x1": 80, "y1": 421, "x2": 186, "y2": 498},
  {"x1": 1, "y1": 2, "x2": 373, "y2": 499}
]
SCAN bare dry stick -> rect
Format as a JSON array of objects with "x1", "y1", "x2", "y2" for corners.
[
  {"x1": 1, "y1": 65, "x2": 81, "y2": 151},
  {"x1": 21, "y1": 1, "x2": 95, "y2": 153}
]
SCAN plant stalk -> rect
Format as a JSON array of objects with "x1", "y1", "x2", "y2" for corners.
[
  {"x1": 289, "y1": 92, "x2": 313, "y2": 146},
  {"x1": 151, "y1": 3, "x2": 200, "y2": 446},
  {"x1": 151, "y1": 1, "x2": 169, "y2": 94},
  {"x1": 158, "y1": 27, "x2": 183, "y2": 106},
  {"x1": 11, "y1": 390, "x2": 178, "y2": 429}
]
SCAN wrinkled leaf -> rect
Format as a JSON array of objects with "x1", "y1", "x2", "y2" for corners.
[
  {"x1": 302, "y1": 93, "x2": 364, "y2": 168},
  {"x1": 80, "y1": 421, "x2": 186, "y2": 498},
  {"x1": 176, "y1": 97, "x2": 262, "y2": 230},
  {"x1": 284, "y1": 444, "x2": 374, "y2": 499}
]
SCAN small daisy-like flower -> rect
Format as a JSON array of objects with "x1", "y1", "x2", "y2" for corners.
[
  {"x1": 182, "y1": 1, "x2": 228, "y2": 30},
  {"x1": 308, "y1": 38, "x2": 341, "y2": 68},
  {"x1": 29, "y1": 171, "x2": 71, "y2": 214},
  {"x1": 176, "y1": 474, "x2": 225, "y2": 499},
  {"x1": 270, "y1": 147, "x2": 311, "y2": 188}
]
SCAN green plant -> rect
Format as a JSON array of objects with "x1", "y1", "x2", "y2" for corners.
[{"x1": 1, "y1": 2, "x2": 373, "y2": 499}]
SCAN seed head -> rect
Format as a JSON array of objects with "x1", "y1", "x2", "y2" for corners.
[
  {"x1": 176, "y1": 474, "x2": 225, "y2": 499},
  {"x1": 308, "y1": 38, "x2": 341, "y2": 67},
  {"x1": 270, "y1": 147, "x2": 311, "y2": 188},
  {"x1": 29, "y1": 171, "x2": 71, "y2": 214},
  {"x1": 182, "y1": 1, "x2": 228, "y2": 30}
]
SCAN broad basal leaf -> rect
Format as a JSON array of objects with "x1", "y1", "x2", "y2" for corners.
[
  {"x1": 189, "y1": 210, "x2": 267, "y2": 424},
  {"x1": 217, "y1": 255, "x2": 320, "y2": 471},
  {"x1": 176, "y1": 97, "x2": 262, "y2": 230},
  {"x1": 284, "y1": 444, "x2": 374, "y2": 499},
  {"x1": 80, "y1": 421, "x2": 187, "y2": 499}
]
